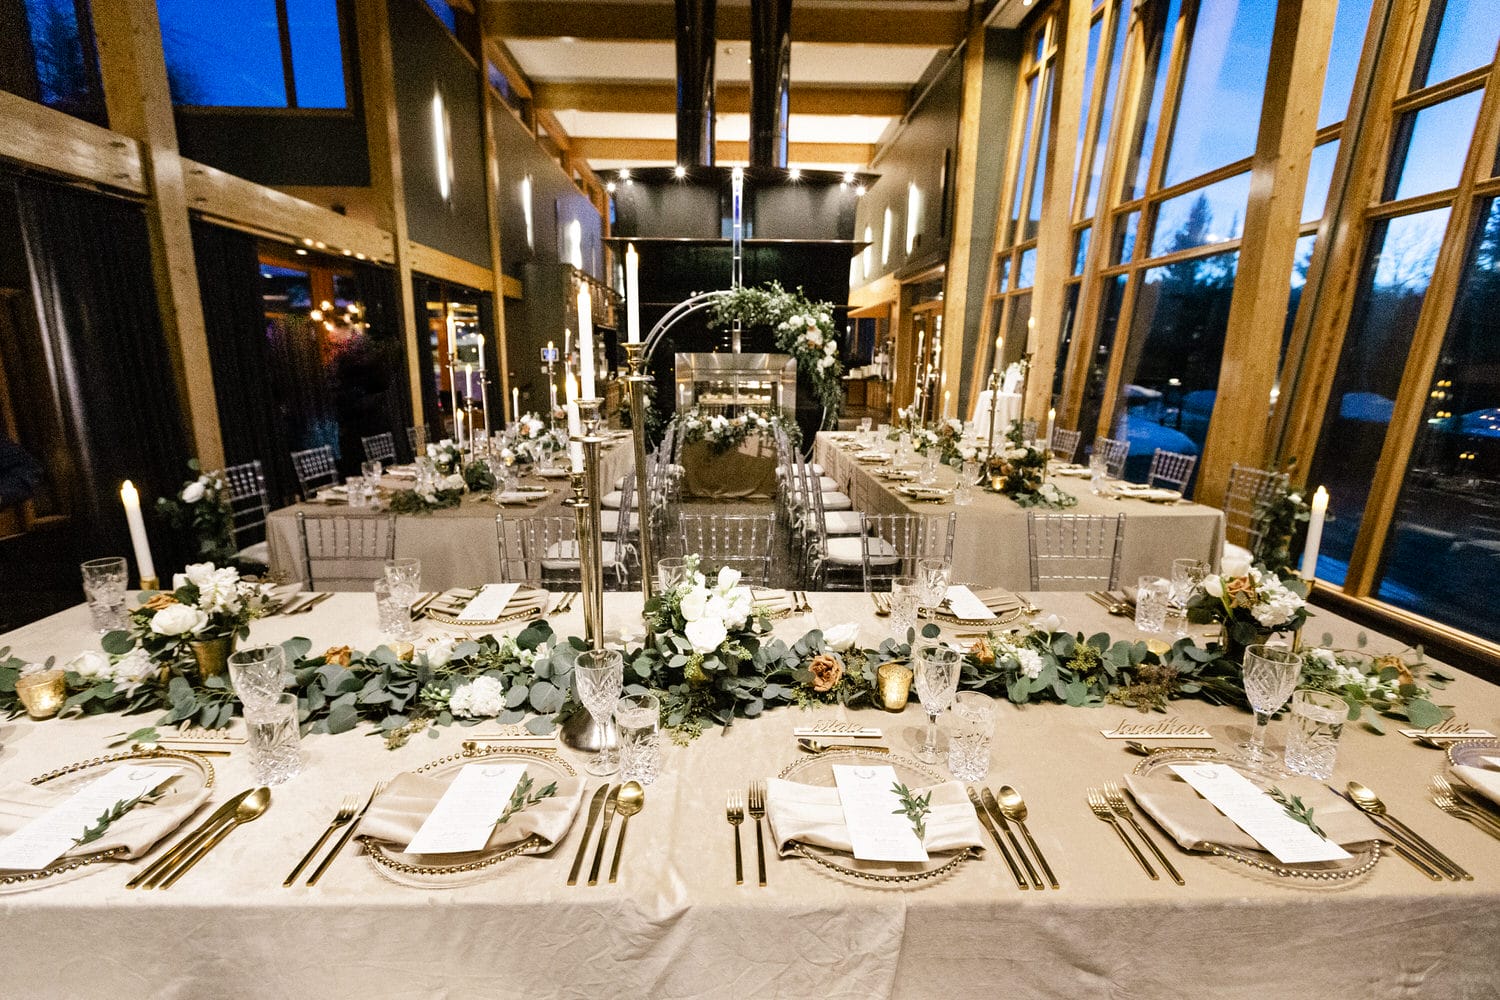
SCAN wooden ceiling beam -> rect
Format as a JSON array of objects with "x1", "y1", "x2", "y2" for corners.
[
  {"x1": 532, "y1": 81, "x2": 909, "y2": 117},
  {"x1": 571, "y1": 136, "x2": 875, "y2": 164},
  {"x1": 483, "y1": 1, "x2": 966, "y2": 47}
]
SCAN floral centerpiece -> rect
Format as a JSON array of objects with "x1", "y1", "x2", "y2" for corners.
[
  {"x1": 102, "y1": 563, "x2": 274, "y2": 679},
  {"x1": 156, "y1": 460, "x2": 238, "y2": 566},
  {"x1": 708, "y1": 282, "x2": 843, "y2": 426},
  {"x1": 1186, "y1": 558, "x2": 1310, "y2": 659},
  {"x1": 1299, "y1": 641, "x2": 1451, "y2": 731},
  {"x1": 672, "y1": 407, "x2": 797, "y2": 457},
  {"x1": 512, "y1": 415, "x2": 565, "y2": 466},
  {"x1": 987, "y1": 420, "x2": 1076, "y2": 509},
  {"x1": 388, "y1": 473, "x2": 465, "y2": 514},
  {"x1": 426, "y1": 438, "x2": 464, "y2": 475}
]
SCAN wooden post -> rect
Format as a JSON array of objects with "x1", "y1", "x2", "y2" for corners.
[
  {"x1": 92, "y1": 0, "x2": 224, "y2": 468},
  {"x1": 939, "y1": 12, "x2": 988, "y2": 416},
  {"x1": 480, "y1": 78, "x2": 513, "y2": 419}
]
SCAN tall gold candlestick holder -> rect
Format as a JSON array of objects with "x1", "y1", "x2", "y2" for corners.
[
  {"x1": 980, "y1": 370, "x2": 1000, "y2": 487},
  {"x1": 575, "y1": 397, "x2": 607, "y2": 648},
  {"x1": 623, "y1": 342, "x2": 655, "y2": 600}
]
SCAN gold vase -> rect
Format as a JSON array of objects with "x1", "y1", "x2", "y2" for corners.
[{"x1": 189, "y1": 635, "x2": 237, "y2": 678}]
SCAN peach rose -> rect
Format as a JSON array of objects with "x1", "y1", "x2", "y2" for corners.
[
  {"x1": 809, "y1": 653, "x2": 844, "y2": 692},
  {"x1": 322, "y1": 645, "x2": 353, "y2": 667},
  {"x1": 143, "y1": 593, "x2": 179, "y2": 612}
]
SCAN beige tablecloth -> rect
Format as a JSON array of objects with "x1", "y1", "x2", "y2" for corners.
[
  {"x1": 680, "y1": 437, "x2": 778, "y2": 499},
  {"x1": 1, "y1": 593, "x2": 1497, "y2": 999},
  {"x1": 266, "y1": 437, "x2": 634, "y2": 590},
  {"x1": 815, "y1": 433, "x2": 1224, "y2": 589}
]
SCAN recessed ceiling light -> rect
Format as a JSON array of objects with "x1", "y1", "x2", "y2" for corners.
[
  {"x1": 619, "y1": 169, "x2": 631, "y2": 180},
  {"x1": 295, "y1": 248, "x2": 308, "y2": 255},
  {"x1": 301, "y1": 238, "x2": 313, "y2": 246},
  {"x1": 855, "y1": 185, "x2": 866, "y2": 196},
  {"x1": 315, "y1": 241, "x2": 326, "y2": 249},
  {"x1": 674, "y1": 165, "x2": 687, "y2": 178},
  {"x1": 342, "y1": 249, "x2": 352, "y2": 256},
  {"x1": 843, "y1": 171, "x2": 855, "y2": 184},
  {"x1": 606, "y1": 181, "x2": 617, "y2": 193},
  {"x1": 789, "y1": 167, "x2": 801, "y2": 181}
]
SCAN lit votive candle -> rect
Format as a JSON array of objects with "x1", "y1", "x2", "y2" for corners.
[
  {"x1": 877, "y1": 662, "x2": 913, "y2": 712},
  {"x1": 16, "y1": 669, "x2": 67, "y2": 719}
]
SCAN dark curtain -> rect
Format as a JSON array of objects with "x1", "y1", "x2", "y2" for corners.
[
  {"x1": 13, "y1": 175, "x2": 192, "y2": 573},
  {"x1": 190, "y1": 219, "x2": 294, "y2": 505},
  {"x1": 340, "y1": 263, "x2": 413, "y2": 463},
  {"x1": 411, "y1": 275, "x2": 445, "y2": 442}
]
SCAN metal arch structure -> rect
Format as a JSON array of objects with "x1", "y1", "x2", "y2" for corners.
[{"x1": 640, "y1": 290, "x2": 731, "y2": 364}]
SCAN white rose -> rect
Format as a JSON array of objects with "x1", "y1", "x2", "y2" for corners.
[
  {"x1": 183, "y1": 562, "x2": 218, "y2": 589},
  {"x1": 1203, "y1": 575, "x2": 1225, "y2": 598},
  {"x1": 425, "y1": 638, "x2": 457, "y2": 667},
  {"x1": 684, "y1": 617, "x2": 728, "y2": 655},
  {"x1": 112, "y1": 648, "x2": 155, "y2": 688},
  {"x1": 68, "y1": 650, "x2": 112, "y2": 679},
  {"x1": 680, "y1": 587, "x2": 710, "y2": 622},
  {"x1": 716, "y1": 567, "x2": 742, "y2": 591},
  {"x1": 1035, "y1": 613, "x2": 1063, "y2": 634},
  {"x1": 151, "y1": 603, "x2": 209, "y2": 636},
  {"x1": 1221, "y1": 550, "x2": 1253, "y2": 577},
  {"x1": 181, "y1": 480, "x2": 207, "y2": 504},
  {"x1": 822, "y1": 622, "x2": 859, "y2": 651}
]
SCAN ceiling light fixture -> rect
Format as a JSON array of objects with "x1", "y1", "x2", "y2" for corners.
[
  {"x1": 788, "y1": 167, "x2": 801, "y2": 181},
  {"x1": 843, "y1": 171, "x2": 855, "y2": 184},
  {"x1": 855, "y1": 185, "x2": 866, "y2": 196},
  {"x1": 295, "y1": 248, "x2": 308, "y2": 255},
  {"x1": 674, "y1": 165, "x2": 687, "y2": 179},
  {"x1": 619, "y1": 168, "x2": 631, "y2": 180},
  {"x1": 301, "y1": 238, "x2": 313, "y2": 246},
  {"x1": 606, "y1": 181, "x2": 617, "y2": 193}
]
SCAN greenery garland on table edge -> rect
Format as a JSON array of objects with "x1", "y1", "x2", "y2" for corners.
[
  {"x1": 0, "y1": 613, "x2": 1455, "y2": 751},
  {"x1": 707, "y1": 282, "x2": 844, "y2": 426}
]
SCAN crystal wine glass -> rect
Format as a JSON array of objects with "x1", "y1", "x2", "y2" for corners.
[
  {"x1": 1238, "y1": 643, "x2": 1302, "y2": 768},
  {"x1": 1170, "y1": 557, "x2": 1210, "y2": 636},
  {"x1": 228, "y1": 645, "x2": 288, "y2": 714},
  {"x1": 916, "y1": 557, "x2": 951, "y2": 619},
  {"x1": 913, "y1": 644, "x2": 962, "y2": 764},
  {"x1": 574, "y1": 648, "x2": 624, "y2": 775}
]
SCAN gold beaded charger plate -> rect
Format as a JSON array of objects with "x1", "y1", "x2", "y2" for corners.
[
  {"x1": 1131, "y1": 750, "x2": 1381, "y2": 882},
  {"x1": 422, "y1": 586, "x2": 549, "y2": 627},
  {"x1": 1445, "y1": 739, "x2": 1500, "y2": 771},
  {"x1": 363, "y1": 745, "x2": 576, "y2": 888},
  {"x1": 775, "y1": 749, "x2": 973, "y2": 886},
  {"x1": 0, "y1": 748, "x2": 216, "y2": 893}
]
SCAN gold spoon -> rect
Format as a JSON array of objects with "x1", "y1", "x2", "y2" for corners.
[
  {"x1": 995, "y1": 785, "x2": 1060, "y2": 889},
  {"x1": 159, "y1": 786, "x2": 271, "y2": 888},
  {"x1": 796, "y1": 738, "x2": 890, "y2": 755},
  {"x1": 607, "y1": 781, "x2": 644, "y2": 884},
  {"x1": 1346, "y1": 781, "x2": 1470, "y2": 881}
]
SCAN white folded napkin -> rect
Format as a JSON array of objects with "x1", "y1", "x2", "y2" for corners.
[
  {"x1": 764, "y1": 778, "x2": 985, "y2": 857},
  {"x1": 1452, "y1": 764, "x2": 1500, "y2": 808},
  {"x1": 457, "y1": 583, "x2": 521, "y2": 622},
  {"x1": 360, "y1": 771, "x2": 585, "y2": 854}
]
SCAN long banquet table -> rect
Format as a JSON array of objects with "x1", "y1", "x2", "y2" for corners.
[
  {"x1": 814, "y1": 432, "x2": 1226, "y2": 589},
  {"x1": 1, "y1": 592, "x2": 1497, "y2": 998},
  {"x1": 265, "y1": 436, "x2": 634, "y2": 590}
]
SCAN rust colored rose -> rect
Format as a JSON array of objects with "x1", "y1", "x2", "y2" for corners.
[
  {"x1": 1376, "y1": 654, "x2": 1415, "y2": 687},
  {"x1": 971, "y1": 640, "x2": 994, "y2": 666},
  {"x1": 1224, "y1": 575, "x2": 1257, "y2": 609},
  {"x1": 809, "y1": 653, "x2": 844, "y2": 692},
  {"x1": 322, "y1": 645, "x2": 353, "y2": 667},
  {"x1": 143, "y1": 593, "x2": 179, "y2": 611}
]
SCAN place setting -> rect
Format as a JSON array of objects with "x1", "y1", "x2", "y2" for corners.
[{"x1": 416, "y1": 583, "x2": 551, "y2": 627}]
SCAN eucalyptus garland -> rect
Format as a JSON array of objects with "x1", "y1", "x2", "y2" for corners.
[
  {"x1": 670, "y1": 407, "x2": 799, "y2": 457},
  {"x1": 707, "y1": 282, "x2": 844, "y2": 426}
]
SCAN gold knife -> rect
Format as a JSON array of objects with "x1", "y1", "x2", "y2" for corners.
[
  {"x1": 292, "y1": 592, "x2": 333, "y2": 615},
  {"x1": 982, "y1": 788, "x2": 1043, "y2": 889},
  {"x1": 127, "y1": 788, "x2": 251, "y2": 889},
  {"x1": 567, "y1": 784, "x2": 610, "y2": 886},
  {"x1": 966, "y1": 787, "x2": 1028, "y2": 890},
  {"x1": 160, "y1": 787, "x2": 270, "y2": 888},
  {"x1": 587, "y1": 785, "x2": 620, "y2": 886}
]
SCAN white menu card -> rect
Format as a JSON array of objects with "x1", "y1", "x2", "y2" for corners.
[
  {"x1": 832, "y1": 764, "x2": 929, "y2": 863},
  {"x1": 1169, "y1": 762, "x2": 1350, "y2": 864},
  {"x1": 945, "y1": 586, "x2": 995, "y2": 621},
  {"x1": 0, "y1": 764, "x2": 181, "y2": 870},
  {"x1": 457, "y1": 583, "x2": 520, "y2": 622},
  {"x1": 404, "y1": 763, "x2": 526, "y2": 855}
]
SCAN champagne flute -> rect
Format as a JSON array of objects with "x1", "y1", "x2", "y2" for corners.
[
  {"x1": 1238, "y1": 643, "x2": 1301, "y2": 768},
  {"x1": 913, "y1": 644, "x2": 962, "y2": 763},
  {"x1": 574, "y1": 648, "x2": 624, "y2": 775}
]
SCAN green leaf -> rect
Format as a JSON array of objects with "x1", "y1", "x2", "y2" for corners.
[
  {"x1": 1403, "y1": 697, "x2": 1448, "y2": 731},
  {"x1": 326, "y1": 702, "x2": 359, "y2": 734},
  {"x1": 101, "y1": 631, "x2": 136, "y2": 656}
]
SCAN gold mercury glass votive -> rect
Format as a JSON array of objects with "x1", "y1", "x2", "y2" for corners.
[
  {"x1": 877, "y1": 662, "x2": 913, "y2": 711},
  {"x1": 389, "y1": 640, "x2": 415, "y2": 662},
  {"x1": 16, "y1": 669, "x2": 67, "y2": 719}
]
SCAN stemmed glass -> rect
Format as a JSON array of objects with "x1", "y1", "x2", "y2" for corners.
[
  {"x1": 1238, "y1": 643, "x2": 1302, "y2": 769},
  {"x1": 913, "y1": 644, "x2": 962, "y2": 763},
  {"x1": 916, "y1": 557, "x2": 951, "y2": 619},
  {"x1": 1170, "y1": 558, "x2": 1210, "y2": 636},
  {"x1": 383, "y1": 558, "x2": 421, "y2": 639},
  {"x1": 574, "y1": 648, "x2": 624, "y2": 775},
  {"x1": 228, "y1": 645, "x2": 288, "y2": 713}
]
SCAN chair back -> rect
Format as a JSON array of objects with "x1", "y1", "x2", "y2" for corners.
[
  {"x1": 677, "y1": 512, "x2": 776, "y2": 587},
  {"x1": 1147, "y1": 448, "x2": 1198, "y2": 494},
  {"x1": 220, "y1": 460, "x2": 270, "y2": 547},
  {"x1": 1094, "y1": 436, "x2": 1129, "y2": 478},
  {"x1": 1021, "y1": 417, "x2": 1038, "y2": 441},
  {"x1": 1050, "y1": 427, "x2": 1082, "y2": 464},
  {"x1": 860, "y1": 512, "x2": 957, "y2": 591},
  {"x1": 407, "y1": 425, "x2": 435, "y2": 458},
  {"x1": 290, "y1": 445, "x2": 339, "y2": 500},
  {"x1": 1224, "y1": 463, "x2": 1289, "y2": 552},
  {"x1": 296, "y1": 512, "x2": 395, "y2": 590},
  {"x1": 1027, "y1": 512, "x2": 1125, "y2": 590},
  {"x1": 512, "y1": 515, "x2": 581, "y2": 588},
  {"x1": 362, "y1": 432, "x2": 397, "y2": 465}
]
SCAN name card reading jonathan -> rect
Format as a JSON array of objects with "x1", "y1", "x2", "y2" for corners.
[{"x1": 1100, "y1": 718, "x2": 1212, "y2": 740}]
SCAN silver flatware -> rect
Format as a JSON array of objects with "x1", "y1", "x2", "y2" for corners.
[{"x1": 568, "y1": 784, "x2": 610, "y2": 885}]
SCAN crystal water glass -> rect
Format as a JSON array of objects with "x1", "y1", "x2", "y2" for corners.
[
  {"x1": 947, "y1": 691, "x2": 993, "y2": 780},
  {"x1": 918, "y1": 454, "x2": 939, "y2": 485},
  {"x1": 245, "y1": 693, "x2": 303, "y2": 786},
  {"x1": 889, "y1": 575, "x2": 920, "y2": 642},
  {"x1": 80, "y1": 557, "x2": 129, "y2": 633},
  {"x1": 346, "y1": 476, "x2": 367, "y2": 507},
  {"x1": 1089, "y1": 453, "x2": 1110, "y2": 495},
  {"x1": 362, "y1": 459, "x2": 383, "y2": 481},
  {"x1": 913, "y1": 644, "x2": 962, "y2": 764},
  {"x1": 575, "y1": 649, "x2": 624, "y2": 776},
  {"x1": 228, "y1": 645, "x2": 287, "y2": 713},
  {"x1": 955, "y1": 460, "x2": 979, "y2": 506},
  {"x1": 374, "y1": 577, "x2": 414, "y2": 638},
  {"x1": 615, "y1": 693, "x2": 661, "y2": 785},
  {"x1": 1170, "y1": 557, "x2": 1209, "y2": 635},
  {"x1": 414, "y1": 457, "x2": 436, "y2": 491},
  {"x1": 1238, "y1": 643, "x2": 1302, "y2": 767},
  {"x1": 1284, "y1": 688, "x2": 1347, "y2": 779},
  {"x1": 657, "y1": 557, "x2": 690, "y2": 592},
  {"x1": 384, "y1": 558, "x2": 421, "y2": 600},
  {"x1": 1134, "y1": 576, "x2": 1171, "y2": 633},
  {"x1": 916, "y1": 558, "x2": 951, "y2": 618},
  {"x1": 859, "y1": 417, "x2": 873, "y2": 438}
]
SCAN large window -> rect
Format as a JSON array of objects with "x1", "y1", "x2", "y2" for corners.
[
  {"x1": 156, "y1": 0, "x2": 348, "y2": 108},
  {"x1": 1, "y1": 0, "x2": 106, "y2": 124}
]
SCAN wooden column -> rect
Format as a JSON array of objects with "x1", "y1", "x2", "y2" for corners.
[
  {"x1": 938, "y1": 13, "x2": 987, "y2": 413},
  {"x1": 1028, "y1": 0, "x2": 1091, "y2": 423},
  {"x1": 355, "y1": 0, "x2": 424, "y2": 423},
  {"x1": 91, "y1": 0, "x2": 224, "y2": 468},
  {"x1": 1194, "y1": 0, "x2": 1338, "y2": 507}
]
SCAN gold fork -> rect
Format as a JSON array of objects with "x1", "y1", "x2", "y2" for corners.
[
  {"x1": 1103, "y1": 781, "x2": 1183, "y2": 885},
  {"x1": 1088, "y1": 788, "x2": 1157, "y2": 880},
  {"x1": 284, "y1": 795, "x2": 359, "y2": 886},
  {"x1": 727, "y1": 791, "x2": 745, "y2": 885},
  {"x1": 748, "y1": 780, "x2": 768, "y2": 887},
  {"x1": 307, "y1": 780, "x2": 386, "y2": 886},
  {"x1": 1429, "y1": 776, "x2": 1500, "y2": 840}
]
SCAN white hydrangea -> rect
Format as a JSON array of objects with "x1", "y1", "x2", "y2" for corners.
[
  {"x1": 449, "y1": 675, "x2": 507, "y2": 718},
  {"x1": 111, "y1": 648, "x2": 156, "y2": 692},
  {"x1": 183, "y1": 562, "x2": 245, "y2": 616},
  {"x1": 1015, "y1": 648, "x2": 1045, "y2": 679}
]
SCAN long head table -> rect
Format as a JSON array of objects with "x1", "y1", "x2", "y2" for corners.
[
  {"x1": 265, "y1": 436, "x2": 634, "y2": 591},
  {"x1": 1, "y1": 593, "x2": 1497, "y2": 999},
  {"x1": 814, "y1": 432, "x2": 1225, "y2": 591}
]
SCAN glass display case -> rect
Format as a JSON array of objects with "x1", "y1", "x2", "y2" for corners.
[{"x1": 674, "y1": 353, "x2": 797, "y2": 416}]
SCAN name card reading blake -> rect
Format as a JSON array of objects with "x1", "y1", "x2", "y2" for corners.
[
  {"x1": 0, "y1": 764, "x2": 181, "y2": 870},
  {"x1": 794, "y1": 722, "x2": 882, "y2": 739},
  {"x1": 404, "y1": 763, "x2": 527, "y2": 855},
  {"x1": 1169, "y1": 763, "x2": 1350, "y2": 864},
  {"x1": 1101, "y1": 718, "x2": 1213, "y2": 740},
  {"x1": 1399, "y1": 719, "x2": 1495, "y2": 741},
  {"x1": 832, "y1": 764, "x2": 928, "y2": 863}
]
